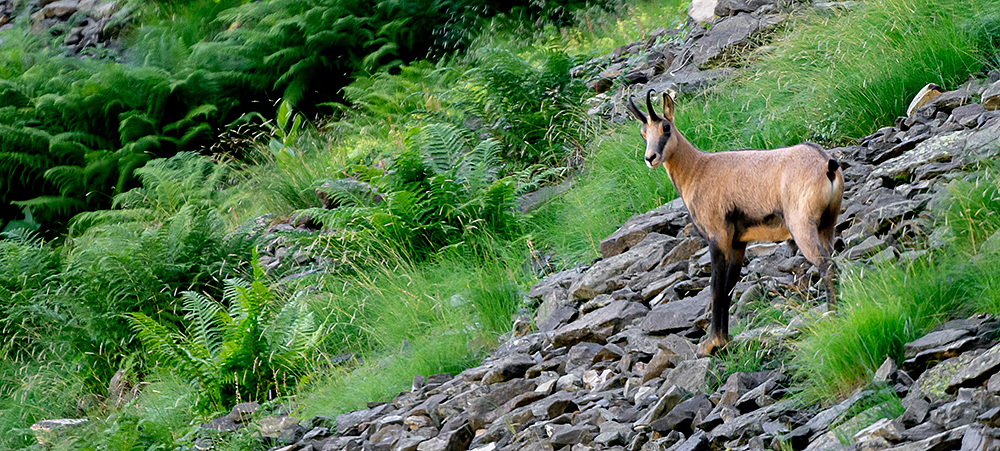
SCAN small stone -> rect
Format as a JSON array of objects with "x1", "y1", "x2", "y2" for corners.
[
  {"x1": 906, "y1": 83, "x2": 943, "y2": 116},
  {"x1": 557, "y1": 373, "x2": 584, "y2": 391},
  {"x1": 659, "y1": 358, "x2": 710, "y2": 394},
  {"x1": 640, "y1": 294, "x2": 710, "y2": 334},
  {"x1": 875, "y1": 358, "x2": 898, "y2": 383},
  {"x1": 30, "y1": 419, "x2": 89, "y2": 446},
  {"x1": 634, "y1": 385, "x2": 687, "y2": 430},
  {"x1": 977, "y1": 407, "x2": 1000, "y2": 427},
  {"x1": 983, "y1": 80, "x2": 1000, "y2": 110},
  {"x1": 643, "y1": 348, "x2": 677, "y2": 383},
  {"x1": 853, "y1": 418, "x2": 904, "y2": 442},
  {"x1": 536, "y1": 379, "x2": 556, "y2": 395},
  {"x1": 481, "y1": 354, "x2": 536, "y2": 385}
]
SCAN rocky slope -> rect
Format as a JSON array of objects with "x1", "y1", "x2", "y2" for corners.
[
  {"x1": 0, "y1": 0, "x2": 124, "y2": 55},
  {"x1": 163, "y1": 73, "x2": 1000, "y2": 451},
  {"x1": 25, "y1": 1, "x2": 1000, "y2": 449}
]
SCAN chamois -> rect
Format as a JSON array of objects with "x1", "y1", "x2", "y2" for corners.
[{"x1": 627, "y1": 90, "x2": 844, "y2": 357}]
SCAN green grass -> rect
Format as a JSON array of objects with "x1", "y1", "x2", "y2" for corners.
[
  {"x1": 796, "y1": 164, "x2": 1000, "y2": 402},
  {"x1": 529, "y1": 124, "x2": 676, "y2": 265},
  {"x1": 291, "y1": 241, "x2": 529, "y2": 418},
  {"x1": 678, "y1": 0, "x2": 1000, "y2": 150}
]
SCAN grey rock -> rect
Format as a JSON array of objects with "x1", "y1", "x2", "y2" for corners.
[
  {"x1": 650, "y1": 394, "x2": 712, "y2": 434},
  {"x1": 468, "y1": 378, "x2": 536, "y2": 430},
  {"x1": 881, "y1": 425, "x2": 967, "y2": 451},
  {"x1": 531, "y1": 392, "x2": 579, "y2": 420},
  {"x1": 556, "y1": 373, "x2": 584, "y2": 391},
  {"x1": 947, "y1": 343, "x2": 1000, "y2": 394},
  {"x1": 549, "y1": 424, "x2": 597, "y2": 447},
  {"x1": 556, "y1": 301, "x2": 649, "y2": 348},
  {"x1": 538, "y1": 305, "x2": 578, "y2": 333},
  {"x1": 902, "y1": 422, "x2": 945, "y2": 441},
  {"x1": 673, "y1": 430, "x2": 709, "y2": 451},
  {"x1": 901, "y1": 398, "x2": 933, "y2": 428},
  {"x1": 639, "y1": 293, "x2": 710, "y2": 334},
  {"x1": 661, "y1": 238, "x2": 705, "y2": 268},
  {"x1": 984, "y1": 80, "x2": 1000, "y2": 111},
  {"x1": 802, "y1": 429, "x2": 848, "y2": 451},
  {"x1": 634, "y1": 385, "x2": 688, "y2": 430},
  {"x1": 854, "y1": 418, "x2": 905, "y2": 443},
  {"x1": 679, "y1": 13, "x2": 785, "y2": 69},
  {"x1": 566, "y1": 342, "x2": 605, "y2": 371},
  {"x1": 803, "y1": 390, "x2": 871, "y2": 438},
  {"x1": 905, "y1": 330, "x2": 972, "y2": 358},
  {"x1": 481, "y1": 354, "x2": 536, "y2": 385},
  {"x1": 950, "y1": 103, "x2": 987, "y2": 127},
  {"x1": 715, "y1": 0, "x2": 775, "y2": 16},
  {"x1": 929, "y1": 88, "x2": 977, "y2": 112},
  {"x1": 660, "y1": 358, "x2": 711, "y2": 394},
  {"x1": 930, "y1": 397, "x2": 980, "y2": 429},
  {"x1": 870, "y1": 131, "x2": 968, "y2": 183},
  {"x1": 845, "y1": 236, "x2": 888, "y2": 260},
  {"x1": 335, "y1": 404, "x2": 390, "y2": 435},
  {"x1": 905, "y1": 336, "x2": 980, "y2": 371},
  {"x1": 600, "y1": 212, "x2": 680, "y2": 258},
  {"x1": 572, "y1": 234, "x2": 672, "y2": 299},
  {"x1": 875, "y1": 358, "x2": 899, "y2": 383}
]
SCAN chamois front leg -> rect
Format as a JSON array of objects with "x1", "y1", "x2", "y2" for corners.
[
  {"x1": 698, "y1": 242, "x2": 734, "y2": 357},
  {"x1": 723, "y1": 242, "x2": 747, "y2": 334}
]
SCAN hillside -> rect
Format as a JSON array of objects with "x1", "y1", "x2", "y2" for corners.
[{"x1": 3, "y1": 0, "x2": 1000, "y2": 450}]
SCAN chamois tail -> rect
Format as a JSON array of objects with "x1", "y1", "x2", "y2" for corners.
[{"x1": 826, "y1": 159, "x2": 839, "y2": 182}]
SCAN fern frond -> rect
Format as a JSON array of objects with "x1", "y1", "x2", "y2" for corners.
[{"x1": 180, "y1": 291, "x2": 225, "y2": 359}]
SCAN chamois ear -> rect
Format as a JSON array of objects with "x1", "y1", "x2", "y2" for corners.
[
  {"x1": 662, "y1": 91, "x2": 675, "y2": 122},
  {"x1": 626, "y1": 95, "x2": 647, "y2": 123}
]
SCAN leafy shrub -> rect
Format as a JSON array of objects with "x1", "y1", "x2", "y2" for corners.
[
  {"x1": 0, "y1": 230, "x2": 62, "y2": 362},
  {"x1": 130, "y1": 261, "x2": 325, "y2": 411},
  {"x1": 298, "y1": 123, "x2": 517, "y2": 259},
  {"x1": 460, "y1": 48, "x2": 589, "y2": 167}
]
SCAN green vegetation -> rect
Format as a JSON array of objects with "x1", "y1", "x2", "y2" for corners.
[
  {"x1": 678, "y1": 0, "x2": 1000, "y2": 150},
  {"x1": 3, "y1": 0, "x2": 1000, "y2": 447},
  {"x1": 796, "y1": 163, "x2": 1000, "y2": 401}
]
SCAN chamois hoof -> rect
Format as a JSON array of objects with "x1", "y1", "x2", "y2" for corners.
[{"x1": 697, "y1": 334, "x2": 730, "y2": 357}]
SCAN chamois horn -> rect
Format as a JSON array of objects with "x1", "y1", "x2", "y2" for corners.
[
  {"x1": 626, "y1": 95, "x2": 647, "y2": 123},
  {"x1": 646, "y1": 89, "x2": 660, "y2": 122}
]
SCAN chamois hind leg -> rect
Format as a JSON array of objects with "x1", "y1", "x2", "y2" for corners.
[
  {"x1": 818, "y1": 221, "x2": 839, "y2": 308},
  {"x1": 788, "y1": 218, "x2": 837, "y2": 307}
]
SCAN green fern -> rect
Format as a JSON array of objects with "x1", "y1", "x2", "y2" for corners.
[{"x1": 128, "y1": 258, "x2": 325, "y2": 411}]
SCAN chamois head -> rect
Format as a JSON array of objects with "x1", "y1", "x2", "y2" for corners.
[{"x1": 627, "y1": 90, "x2": 676, "y2": 168}]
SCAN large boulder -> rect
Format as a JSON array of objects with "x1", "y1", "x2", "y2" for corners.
[{"x1": 553, "y1": 301, "x2": 649, "y2": 348}]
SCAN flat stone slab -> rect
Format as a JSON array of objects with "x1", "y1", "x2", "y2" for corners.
[
  {"x1": 947, "y1": 342, "x2": 1000, "y2": 394},
  {"x1": 870, "y1": 131, "x2": 968, "y2": 182},
  {"x1": 904, "y1": 329, "x2": 971, "y2": 358},
  {"x1": 599, "y1": 210, "x2": 680, "y2": 258},
  {"x1": 640, "y1": 291, "x2": 710, "y2": 334},
  {"x1": 881, "y1": 425, "x2": 967, "y2": 451},
  {"x1": 553, "y1": 301, "x2": 647, "y2": 348},
  {"x1": 660, "y1": 358, "x2": 711, "y2": 394}
]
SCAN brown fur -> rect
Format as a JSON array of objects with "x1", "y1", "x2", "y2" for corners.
[{"x1": 628, "y1": 91, "x2": 844, "y2": 357}]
